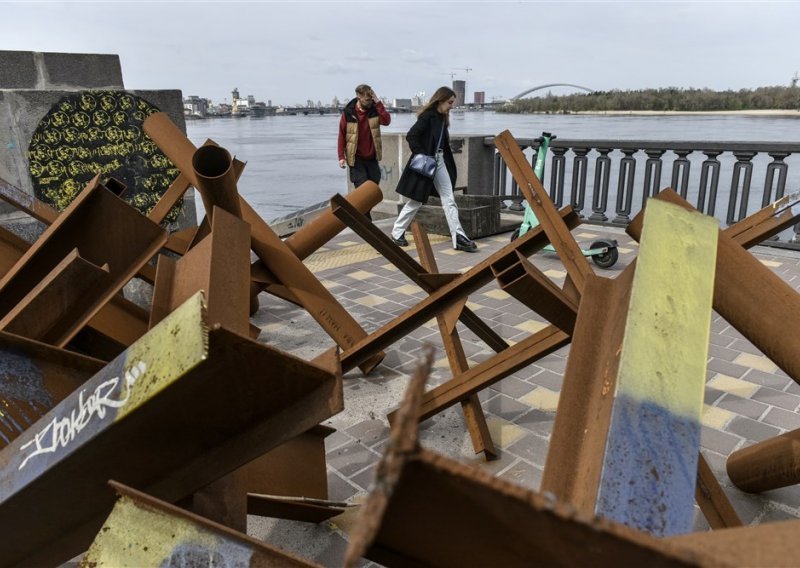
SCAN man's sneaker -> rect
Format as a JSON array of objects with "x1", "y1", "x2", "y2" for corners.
[
  {"x1": 392, "y1": 233, "x2": 408, "y2": 247},
  {"x1": 455, "y1": 234, "x2": 478, "y2": 252}
]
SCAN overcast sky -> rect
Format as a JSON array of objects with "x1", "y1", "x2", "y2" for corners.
[{"x1": 4, "y1": 1, "x2": 799, "y2": 106}]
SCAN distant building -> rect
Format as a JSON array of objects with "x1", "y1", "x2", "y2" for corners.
[
  {"x1": 393, "y1": 98, "x2": 412, "y2": 110},
  {"x1": 183, "y1": 95, "x2": 209, "y2": 117},
  {"x1": 332, "y1": 96, "x2": 340, "y2": 108},
  {"x1": 412, "y1": 92, "x2": 426, "y2": 107},
  {"x1": 474, "y1": 91, "x2": 485, "y2": 105},
  {"x1": 453, "y1": 80, "x2": 466, "y2": 106}
]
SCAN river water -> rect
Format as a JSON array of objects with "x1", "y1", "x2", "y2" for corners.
[{"x1": 186, "y1": 111, "x2": 800, "y2": 222}]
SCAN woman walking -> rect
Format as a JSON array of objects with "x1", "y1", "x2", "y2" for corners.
[{"x1": 390, "y1": 86, "x2": 477, "y2": 252}]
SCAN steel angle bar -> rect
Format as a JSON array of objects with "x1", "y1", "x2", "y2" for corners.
[
  {"x1": 667, "y1": 516, "x2": 800, "y2": 566},
  {"x1": 0, "y1": 331, "x2": 103, "y2": 448},
  {"x1": 387, "y1": 323, "x2": 570, "y2": 426},
  {"x1": 337, "y1": 206, "x2": 582, "y2": 372},
  {"x1": 410, "y1": 221, "x2": 496, "y2": 460},
  {"x1": 695, "y1": 453, "x2": 742, "y2": 529},
  {"x1": 82, "y1": 480, "x2": 319, "y2": 567},
  {"x1": 493, "y1": 250, "x2": 579, "y2": 334},
  {"x1": 345, "y1": 349, "x2": 712, "y2": 568},
  {"x1": 594, "y1": 200, "x2": 718, "y2": 537},
  {"x1": 0, "y1": 176, "x2": 166, "y2": 350},
  {"x1": 331, "y1": 193, "x2": 508, "y2": 354},
  {"x1": 0, "y1": 291, "x2": 342, "y2": 568},
  {"x1": 495, "y1": 130, "x2": 593, "y2": 295},
  {"x1": 151, "y1": 206, "x2": 251, "y2": 337},
  {"x1": 721, "y1": 190, "x2": 800, "y2": 247},
  {"x1": 540, "y1": 269, "x2": 633, "y2": 515}
]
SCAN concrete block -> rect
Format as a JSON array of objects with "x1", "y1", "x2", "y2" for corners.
[
  {"x1": 42, "y1": 52, "x2": 123, "y2": 89},
  {"x1": 0, "y1": 51, "x2": 37, "y2": 89},
  {"x1": 410, "y1": 194, "x2": 504, "y2": 239}
]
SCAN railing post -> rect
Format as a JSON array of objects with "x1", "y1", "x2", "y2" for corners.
[
  {"x1": 728, "y1": 151, "x2": 756, "y2": 224},
  {"x1": 642, "y1": 148, "x2": 665, "y2": 207},
  {"x1": 764, "y1": 151, "x2": 790, "y2": 206},
  {"x1": 670, "y1": 149, "x2": 692, "y2": 198},
  {"x1": 571, "y1": 147, "x2": 589, "y2": 217},
  {"x1": 549, "y1": 146, "x2": 568, "y2": 208},
  {"x1": 589, "y1": 147, "x2": 611, "y2": 223},
  {"x1": 698, "y1": 150, "x2": 722, "y2": 215},
  {"x1": 613, "y1": 148, "x2": 637, "y2": 225}
]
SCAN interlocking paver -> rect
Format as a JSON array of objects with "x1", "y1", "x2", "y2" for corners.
[{"x1": 252, "y1": 218, "x2": 800, "y2": 564}]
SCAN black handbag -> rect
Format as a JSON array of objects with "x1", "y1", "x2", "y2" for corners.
[{"x1": 408, "y1": 122, "x2": 445, "y2": 179}]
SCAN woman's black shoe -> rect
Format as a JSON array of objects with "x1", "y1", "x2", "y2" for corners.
[
  {"x1": 455, "y1": 234, "x2": 477, "y2": 252},
  {"x1": 392, "y1": 234, "x2": 409, "y2": 247}
]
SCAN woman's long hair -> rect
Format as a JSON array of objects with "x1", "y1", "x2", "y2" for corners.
[{"x1": 417, "y1": 86, "x2": 456, "y2": 126}]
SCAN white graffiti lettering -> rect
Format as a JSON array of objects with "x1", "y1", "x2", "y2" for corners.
[{"x1": 18, "y1": 361, "x2": 147, "y2": 470}]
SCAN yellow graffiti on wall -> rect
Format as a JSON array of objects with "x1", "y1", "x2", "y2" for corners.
[{"x1": 28, "y1": 91, "x2": 183, "y2": 223}]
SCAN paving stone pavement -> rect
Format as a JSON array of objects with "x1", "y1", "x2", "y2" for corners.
[{"x1": 247, "y1": 217, "x2": 800, "y2": 566}]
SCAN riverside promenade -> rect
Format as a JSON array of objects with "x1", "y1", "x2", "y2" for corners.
[{"x1": 248, "y1": 217, "x2": 800, "y2": 566}]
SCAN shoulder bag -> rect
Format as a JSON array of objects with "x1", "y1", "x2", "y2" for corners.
[{"x1": 408, "y1": 121, "x2": 445, "y2": 179}]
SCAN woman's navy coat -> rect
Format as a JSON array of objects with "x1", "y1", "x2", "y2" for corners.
[{"x1": 395, "y1": 109, "x2": 457, "y2": 204}]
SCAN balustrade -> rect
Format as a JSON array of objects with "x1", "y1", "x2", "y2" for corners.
[{"x1": 487, "y1": 138, "x2": 800, "y2": 248}]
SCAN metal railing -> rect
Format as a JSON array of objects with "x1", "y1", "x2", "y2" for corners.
[{"x1": 488, "y1": 137, "x2": 800, "y2": 247}]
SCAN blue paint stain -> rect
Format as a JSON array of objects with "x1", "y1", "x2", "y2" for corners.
[{"x1": 596, "y1": 395, "x2": 700, "y2": 537}]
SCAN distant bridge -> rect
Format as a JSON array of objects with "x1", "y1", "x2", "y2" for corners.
[{"x1": 511, "y1": 83, "x2": 594, "y2": 101}]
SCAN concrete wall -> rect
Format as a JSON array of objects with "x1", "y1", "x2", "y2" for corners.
[
  {"x1": 360, "y1": 133, "x2": 496, "y2": 219},
  {"x1": 0, "y1": 50, "x2": 124, "y2": 90}
]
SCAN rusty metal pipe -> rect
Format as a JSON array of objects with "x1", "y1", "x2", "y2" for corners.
[
  {"x1": 285, "y1": 181, "x2": 382, "y2": 259},
  {"x1": 191, "y1": 145, "x2": 242, "y2": 219},
  {"x1": 727, "y1": 429, "x2": 800, "y2": 493},
  {"x1": 143, "y1": 112, "x2": 199, "y2": 186}
]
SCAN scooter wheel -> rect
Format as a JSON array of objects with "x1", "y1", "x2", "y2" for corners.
[
  {"x1": 510, "y1": 226, "x2": 521, "y2": 242},
  {"x1": 590, "y1": 240, "x2": 619, "y2": 269}
]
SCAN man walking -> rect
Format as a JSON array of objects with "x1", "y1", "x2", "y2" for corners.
[{"x1": 338, "y1": 84, "x2": 391, "y2": 188}]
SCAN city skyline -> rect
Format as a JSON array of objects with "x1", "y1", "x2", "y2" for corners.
[{"x1": 4, "y1": 2, "x2": 799, "y2": 105}]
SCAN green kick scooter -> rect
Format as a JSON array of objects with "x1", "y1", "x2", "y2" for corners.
[{"x1": 509, "y1": 131, "x2": 619, "y2": 269}]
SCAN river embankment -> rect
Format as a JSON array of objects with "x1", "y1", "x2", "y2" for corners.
[{"x1": 567, "y1": 109, "x2": 800, "y2": 118}]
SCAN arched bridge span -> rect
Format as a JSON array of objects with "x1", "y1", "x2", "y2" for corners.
[{"x1": 511, "y1": 83, "x2": 594, "y2": 100}]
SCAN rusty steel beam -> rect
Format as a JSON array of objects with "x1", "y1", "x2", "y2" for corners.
[
  {"x1": 0, "y1": 248, "x2": 109, "y2": 343},
  {"x1": 593, "y1": 200, "x2": 718, "y2": 537},
  {"x1": 494, "y1": 130, "x2": 593, "y2": 296},
  {"x1": 0, "y1": 331, "x2": 103, "y2": 447},
  {"x1": 150, "y1": 206, "x2": 251, "y2": 337},
  {"x1": 493, "y1": 250, "x2": 579, "y2": 333},
  {"x1": 0, "y1": 177, "x2": 166, "y2": 350},
  {"x1": 144, "y1": 114, "x2": 383, "y2": 374},
  {"x1": 82, "y1": 481, "x2": 319, "y2": 567},
  {"x1": 345, "y1": 349, "x2": 715, "y2": 568},
  {"x1": 410, "y1": 221, "x2": 497, "y2": 460},
  {"x1": 330, "y1": 193, "x2": 509, "y2": 354},
  {"x1": 667, "y1": 517, "x2": 800, "y2": 566},
  {"x1": 540, "y1": 269, "x2": 632, "y2": 514},
  {"x1": 336, "y1": 208, "x2": 582, "y2": 372},
  {"x1": 389, "y1": 324, "x2": 570, "y2": 427},
  {"x1": 285, "y1": 182, "x2": 383, "y2": 260},
  {"x1": 627, "y1": 189, "x2": 800, "y2": 389},
  {"x1": 696, "y1": 453, "x2": 742, "y2": 529},
  {"x1": 0, "y1": 186, "x2": 151, "y2": 356},
  {"x1": 0, "y1": 292, "x2": 342, "y2": 568}
]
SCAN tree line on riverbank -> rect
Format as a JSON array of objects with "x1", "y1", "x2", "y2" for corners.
[{"x1": 498, "y1": 86, "x2": 800, "y2": 113}]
